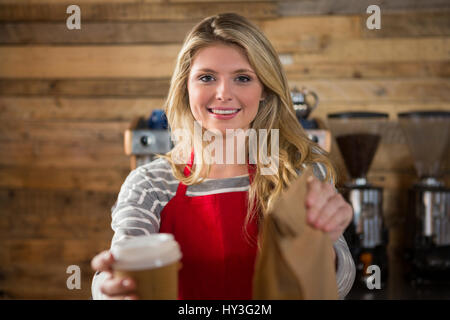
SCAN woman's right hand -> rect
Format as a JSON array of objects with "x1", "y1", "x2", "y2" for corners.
[{"x1": 91, "y1": 250, "x2": 139, "y2": 300}]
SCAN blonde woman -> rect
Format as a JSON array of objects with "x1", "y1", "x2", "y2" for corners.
[{"x1": 91, "y1": 13, "x2": 355, "y2": 300}]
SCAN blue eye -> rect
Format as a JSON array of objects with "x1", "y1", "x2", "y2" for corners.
[
  {"x1": 237, "y1": 75, "x2": 251, "y2": 82},
  {"x1": 199, "y1": 75, "x2": 214, "y2": 82}
]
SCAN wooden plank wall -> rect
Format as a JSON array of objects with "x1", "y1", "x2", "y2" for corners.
[{"x1": 0, "y1": 0, "x2": 449, "y2": 299}]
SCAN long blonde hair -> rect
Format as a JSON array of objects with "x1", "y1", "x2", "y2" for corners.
[{"x1": 158, "y1": 13, "x2": 335, "y2": 240}]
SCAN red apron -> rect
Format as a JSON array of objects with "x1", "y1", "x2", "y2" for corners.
[{"x1": 159, "y1": 151, "x2": 259, "y2": 299}]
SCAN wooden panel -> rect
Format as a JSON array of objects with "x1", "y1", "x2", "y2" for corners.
[
  {"x1": 366, "y1": 143, "x2": 413, "y2": 172},
  {"x1": 0, "y1": 0, "x2": 164, "y2": 3},
  {"x1": 382, "y1": 188, "x2": 409, "y2": 219},
  {"x1": 287, "y1": 38, "x2": 449, "y2": 62},
  {"x1": 291, "y1": 78, "x2": 450, "y2": 102},
  {"x1": 259, "y1": 15, "x2": 361, "y2": 53},
  {"x1": 278, "y1": 0, "x2": 450, "y2": 16},
  {"x1": 313, "y1": 101, "x2": 450, "y2": 120},
  {"x1": 0, "y1": 166, "x2": 130, "y2": 191},
  {"x1": 284, "y1": 61, "x2": 450, "y2": 79},
  {"x1": 2, "y1": 37, "x2": 448, "y2": 78},
  {"x1": 0, "y1": 21, "x2": 196, "y2": 44},
  {"x1": 0, "y1": 97, "x2": 166, "y2": 120},
  {"x1": 0, "y1": 239, "x2": 109, "y2": 299},
  {"x1": 0, "y1": 2, "x2": 276, "y2": 22},
  {"x1": 0, "y1": 0, "x2": 448, "y2": 11},
  {"x1": 361, "y1": 11, "x2": 450, "y2": 38},
  {"x1": 0, "y1": 120, "x2": 128, "y2": 143},
  {"x1": 3, "y1": 11, "x2": 449, "y2": 45},
  {"x1": 2, "y1": 239, "x2": 111, "y2": 265},
  {"x1": 0, "y1": 141, "x2": 128, "y2": 168},
  {"x1": 0, "y1": 45, "x2": 180, "y2": 79},
  {"x1": 0, "y1": 188, "x2": 115, "y2": 239},
  {"x1": 0, "y1": 262, "x2": 94, "y2": 299},
  {"x1": 0, "y1": 79, "x2": 171, "y2": 96}
]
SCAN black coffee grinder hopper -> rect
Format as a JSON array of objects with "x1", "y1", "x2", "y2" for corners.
[{"x1": 327, "y1": 112, "x2": 390, "y2": 288}]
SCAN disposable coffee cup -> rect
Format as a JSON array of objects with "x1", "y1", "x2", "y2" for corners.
[{"x1": 111, "y1": 234, "x2": 182, "y2": 300}]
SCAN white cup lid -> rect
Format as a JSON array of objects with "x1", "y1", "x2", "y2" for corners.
[{"x1": 111, "y1": 234, "x2": 182, "y2": 271}]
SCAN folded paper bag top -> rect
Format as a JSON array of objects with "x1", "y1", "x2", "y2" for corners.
[{"x1": 252, "y1": 166, "x2": 339, "y2": 300}]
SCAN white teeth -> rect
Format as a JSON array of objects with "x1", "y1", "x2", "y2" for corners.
[{"x1": 210, "y1": 109, "x2": 240, "y2": 115}]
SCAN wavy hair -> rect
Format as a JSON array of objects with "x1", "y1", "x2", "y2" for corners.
[{"x1": 158, "y1": 12, "x2": 335, "y2": 244}]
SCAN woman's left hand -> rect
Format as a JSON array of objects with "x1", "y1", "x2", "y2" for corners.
[{"x1": 305, "y1": 176, "x2": 353, "y2": 243}]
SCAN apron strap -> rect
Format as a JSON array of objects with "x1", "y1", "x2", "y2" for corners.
[
  {"x1": 174, "y1": 149, "x2": 194, "y2": 197},
  {"x1": 248, "y1": 163, "x2": 256, "y2": 185}
]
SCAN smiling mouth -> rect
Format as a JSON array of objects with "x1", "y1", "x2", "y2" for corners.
[{"x1": 207, "y1": 108, "x2": 241, "y2": 115}]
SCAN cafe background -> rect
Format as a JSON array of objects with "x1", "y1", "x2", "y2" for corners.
[{"x1": 0, "y1": 0, "x2": 449, "y2": 299}]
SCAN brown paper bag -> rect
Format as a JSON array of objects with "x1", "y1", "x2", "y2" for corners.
[{"x1": 252, "y1": 167, "x2": 338, "y2": 299}]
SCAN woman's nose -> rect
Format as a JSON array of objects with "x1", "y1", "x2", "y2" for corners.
[{"x1": 215, "y1": 79, "x2": 233, "y2": 101}]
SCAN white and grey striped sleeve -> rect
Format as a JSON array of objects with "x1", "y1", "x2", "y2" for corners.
[
  {"x1": 311, "y1": 162, "x2": 356, "y2": 299},
  {"x1": 92, "y1": 158, "x2": 178, "y2": 299},
  {"x1": 334, "y1": 234, "x2": 356, "y2": 299},
  {"x1": 110, "y1": 167, "x2": 164, "y2": 248}
]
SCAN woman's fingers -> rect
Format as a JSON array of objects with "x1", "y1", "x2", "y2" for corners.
[
  {"x1": 91, "y1": 251, "x2": 140, "y2": 300},
  {"x1": 91, "y1": 250, "x2": 115, "y2": 272},
  {"x1": 304, "y1": 177, "x2": 354, "y2": 243},
  {"x1": 306, "y1": 178, "x2": 334, "y2": 224},
  {"x1": 305, "y1": 177, "x2": 322, "y2": 208},
  {"x1": 319, "y1": 202, "x2": 353, "y2": 243},
  {"x1": 322, "y1": 204, "x2": 350, "y2": 232},
  {"x1": 314, "y1": 193, "x2": 346, "y2": 229},
  {"x1": 100, "y1": 276, "x2": 137, "y2": 297}
]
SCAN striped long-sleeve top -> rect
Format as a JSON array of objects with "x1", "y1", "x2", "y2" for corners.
[{"x1": 91, "y1": 157, "x2": 355, "y2": 299}]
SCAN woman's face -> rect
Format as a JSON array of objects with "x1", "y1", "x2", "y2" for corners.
[{"x1": 187, "y1": 43, "x2": 265, "y2": 134}]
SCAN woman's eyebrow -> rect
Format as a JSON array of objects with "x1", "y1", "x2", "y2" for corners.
[{"x1": 194, "y1": 68, "x2": 255, "y2": 74}]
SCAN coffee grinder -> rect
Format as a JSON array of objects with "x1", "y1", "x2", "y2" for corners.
[
  {"x1": 124, "y1": 109, "x2": 173, "y2": 170},
  {"x1": 398, "y1": 111, "x2": 450, "y2": 285},
  {"x1": 327, "y1": 112, "x2": 389, "y2": 287}
]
